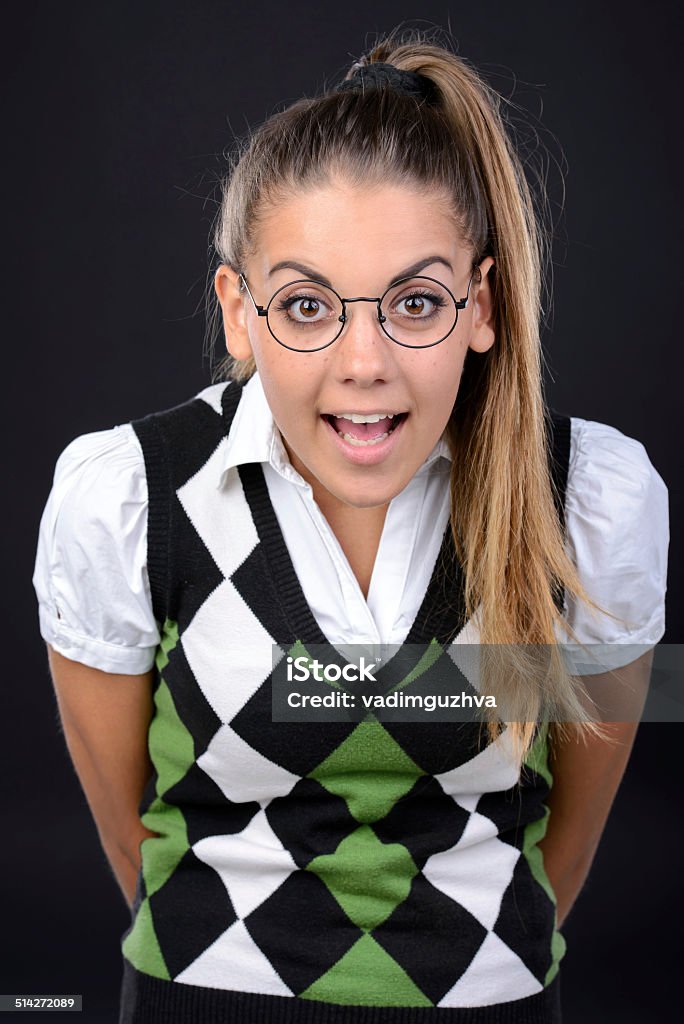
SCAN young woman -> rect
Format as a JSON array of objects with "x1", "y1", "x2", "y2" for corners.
[{"x1": 33, "y1": 28, "x2": 668, "y2": 1024}]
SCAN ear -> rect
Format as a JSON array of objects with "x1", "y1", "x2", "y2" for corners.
[
  {"x1": 467, "y1": 256, "x2": 496, "y2": 354},
  {"x1": 214, "y1": 265, "x2": 254, "y2": 361}
]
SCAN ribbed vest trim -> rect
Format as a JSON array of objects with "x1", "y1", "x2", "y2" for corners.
[{"x1": 129, "y1": 412, "x2": 171, "y2": 624}]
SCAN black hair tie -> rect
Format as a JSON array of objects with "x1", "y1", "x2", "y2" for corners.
[{"x1": 334, "y1": 61, "x2": 438, "y2": 105}]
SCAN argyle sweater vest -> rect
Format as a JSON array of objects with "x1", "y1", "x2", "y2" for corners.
[{"x1": 119, "y1": 380, "x2": 571, "y2": 1024}]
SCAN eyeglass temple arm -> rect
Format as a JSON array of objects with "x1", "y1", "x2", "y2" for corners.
[
  {"x1": 238, "y1": 272, "x2": 268, "y2": 316},
  {"x1": 456, "y1": 266, "x2": 480, "y2": 310}
]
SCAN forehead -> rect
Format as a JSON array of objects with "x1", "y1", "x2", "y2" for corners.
[{"x1": 248, "y1": 178, "x2": 467, "y2": 288}]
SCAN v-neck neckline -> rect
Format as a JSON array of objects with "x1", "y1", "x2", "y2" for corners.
[
  {"x1": 239, "y1": 460, "x2": 467, "y2": 647},
  {"x1": 222, "y1": 377, "x2": 468, "y2": 650}
]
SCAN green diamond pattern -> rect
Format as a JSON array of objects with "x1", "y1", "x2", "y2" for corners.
[
  {"x1": 309, "y1": 717, "x2": 424, "y2": 823},
  {"x1": 299, "y1": 934, "x2": 432, "y2": 1007},
  {"x1": 307, "y1": 824, "x2": 418, "y2": 931}
]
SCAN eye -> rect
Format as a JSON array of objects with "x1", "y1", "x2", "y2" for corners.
[
  {"x1": 274, "y1": 292, "x2": 334, "y2": 324},
  {"x1": 392, "y1": 290, "x2": 446, "y2": 319}
]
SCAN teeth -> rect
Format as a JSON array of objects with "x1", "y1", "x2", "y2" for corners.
[
  {"x1": 332, "y1": 413, "x2": 396, "y2": 423},
  {"x1": 339, "y1": 431, "x2": 390, "y2": 446}
]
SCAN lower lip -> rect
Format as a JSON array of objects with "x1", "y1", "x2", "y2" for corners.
[{"x1": 322, "y1": 415, "x2": 408, "y2": 466}]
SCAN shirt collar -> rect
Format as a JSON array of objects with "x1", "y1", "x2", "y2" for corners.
[{"x1": 215, "y1": 372, "x2": 452, "y2": 489}]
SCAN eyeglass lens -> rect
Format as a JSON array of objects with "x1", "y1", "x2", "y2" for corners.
[{"x1": 266, "y1": 277, "x2": 459, "y2": 351}]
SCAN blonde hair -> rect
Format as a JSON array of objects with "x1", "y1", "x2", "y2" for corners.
[{"x1": 209, "y1": 27, "x2": 621, "y2": 760}]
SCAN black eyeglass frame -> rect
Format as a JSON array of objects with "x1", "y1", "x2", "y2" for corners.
[{"x1": 237, "y1": 267, "x2": 479, "y2": 352}]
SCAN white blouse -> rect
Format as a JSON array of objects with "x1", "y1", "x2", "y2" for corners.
[{"x1": 32, "y1": 375, "x2": 669, "y2": 676}]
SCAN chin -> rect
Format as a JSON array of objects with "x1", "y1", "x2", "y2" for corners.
[{"x1": 332, "y1": 477, "x2": 404, "y2": 510}]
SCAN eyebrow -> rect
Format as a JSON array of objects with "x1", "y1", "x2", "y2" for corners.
[{"x1": 267, "y1": 255, "x2": 454, "y2": 289}]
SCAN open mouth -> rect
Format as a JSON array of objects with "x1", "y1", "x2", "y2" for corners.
[{"x1": 323, "y1": 412, "x2": 408, "y2": 447}]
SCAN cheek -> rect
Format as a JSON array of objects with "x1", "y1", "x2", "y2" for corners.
[
  {"x1": 255, "y1": 353, "x2": 322, "y2": 430},
  {"x1": 412, "y1": 348, "x2": 466, "y2": 410}
]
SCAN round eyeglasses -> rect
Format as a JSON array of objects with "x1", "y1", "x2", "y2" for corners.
[{"x1": 238, "y1": 268, "x2": 478, "y2": 352}]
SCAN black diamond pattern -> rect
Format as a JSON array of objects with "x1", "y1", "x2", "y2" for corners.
[
  {"x1": 244, "y1": 870, "x2": 363, "y2": 994},
  {"x1": 266, "y1": 778, "x2": 359, "y2": 868},
  {"x1": 163, "y1": 762, "x2": 261, "y2": 846},
  {"x1": 162, "y1": 639, "x2": 223, "y2": 758},
  {"x1": 229, "y1": 673, "x2": 360, "y2": 777},
  {"x1": 231, "y1": 545, "x2": 296, "y2": 647},
  {"x1": 492, "y1": 854, "x2": 555, "y2": 983},
  {"x1": 373, "y1": 776, "x2": 471, "y2": 869},
  {"x1": 379, "y1": 720, "x2": 487, "y2": 776},
  {"x1": 148, "y1": 846, "x2": 237, "y2": 978},
  {"x1": 372, "y1": 873, "x2": 488, "y2": 1003},
  {"x1": 173, "y1": 502, "x2": 226, "y2": 630}
]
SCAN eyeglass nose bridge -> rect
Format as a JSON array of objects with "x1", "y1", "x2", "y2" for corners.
[{"x1": 338, "y1": 296, "x2": 387, "y2": 326}]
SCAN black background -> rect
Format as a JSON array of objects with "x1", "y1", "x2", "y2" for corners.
[{"x1": 2, "y1": 2, "x2": 682, "y2": 1021}]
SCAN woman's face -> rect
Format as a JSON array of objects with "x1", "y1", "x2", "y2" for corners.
[{"x1": 215, "y1": 178, "x2": 495, "y2": 510}]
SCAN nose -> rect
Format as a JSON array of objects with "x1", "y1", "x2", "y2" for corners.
[{"x1": 333, "y1": 300, "x2": 395, "y2": 385}]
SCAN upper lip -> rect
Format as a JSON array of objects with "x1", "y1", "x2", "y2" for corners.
[{"x1": 323, "y1": 411, "x2": 408, "y2": 420}]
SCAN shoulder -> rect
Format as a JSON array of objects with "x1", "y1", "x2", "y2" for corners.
[
  {"x1": 130, "y1": 381, "x2": 234, "y2": 438},
  {"x1": 38, "y1": 422, "x2": 149, "y2": 580},
  {"x1": 50, "y1": 422, "x2": 147, "y2": 516},
  {"x1": 563, "y1": 416, "x2": 669, "y2": 647},
  {"x1": 129, "y1": 381, "x2": 237, "y2": 483},
  {"x1": 46, "y1": 381, "x2": 236, "y2": 541},
  {"x1": 567, "y1": 417, "x2": 668, "y2": 508}
]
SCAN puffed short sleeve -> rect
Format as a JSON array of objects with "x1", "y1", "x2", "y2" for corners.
[
  {"x1": 561, "y1": 418, "x2": 669, "y2": 672},
  {"x1": 32, "y1": 424, "x2": 160, "y2": 674}
]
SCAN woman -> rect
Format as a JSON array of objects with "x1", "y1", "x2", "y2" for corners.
[{"x1": 33, "y1": 27, "x2": 668, "y2": 1022}]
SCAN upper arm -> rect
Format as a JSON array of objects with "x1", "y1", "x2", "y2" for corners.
[{"x1": 47, "y1": 645, "x2": 157, "y2": 844}]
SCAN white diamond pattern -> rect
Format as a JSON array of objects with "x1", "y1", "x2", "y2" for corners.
[
  {"x1": 423, "y1": 826, "x2": 520, "y2": 931},
  {"x1": 182, "y1": 578, "x2": 277, "y2": 723},
  {"x1": 175, "y1": 919, "x2": 293, "y2": 995},
  {"x1": 438, "y1": 930, "x2": 542, "y2": 1007},
  {"x1": 198, "y1": 724, "x2": 300, "y2": 804},
  {"x1": 177, "y1": 442, "x2": 259, "y2": 580},
  {"x1": 193, "y1": 807, "x2": 297, "y2": 920},
  {"x1": 435, "y1": 727, "x2": 521, "y2": 797}
]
